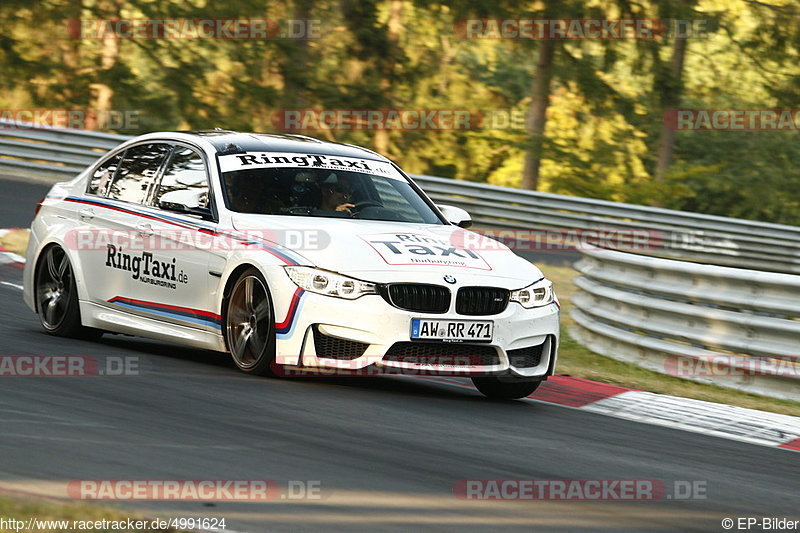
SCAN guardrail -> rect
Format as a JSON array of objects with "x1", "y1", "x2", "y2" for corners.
[
  {"x1": 2, "y1": 118, "x2": 799, "y2": 274},
  {"x1": 570, "y1": 245, "x2": 799, "y2": 400},
  {"x1": 416, "y1": 174, "x2": 800, "y2": 275},
  {"x1": 0, "y1": 121, "x2": 128, "y2": 176}
]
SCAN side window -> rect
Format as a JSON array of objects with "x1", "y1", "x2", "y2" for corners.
[
  {"x1": 108, "y1": 143, "x2": 171, "y2": 204},
  {"x1": 154, "y1": 147, "x2": 209, "y2": 211},
  {"x1": 87, "y1": 152, "x2": 122, "y2": 197}
]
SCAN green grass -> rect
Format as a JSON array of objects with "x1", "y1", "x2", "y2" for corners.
[
  {"x1": 541, "y1": 263, "x2": 800, "y2": 417},
  {"x1": 0, "y1": 493, "x2": 185, "y2": 532}
]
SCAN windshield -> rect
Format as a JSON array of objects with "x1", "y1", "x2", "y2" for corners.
[{"x1": 218, "y1": 152, "x2": 442, "y2": 224}]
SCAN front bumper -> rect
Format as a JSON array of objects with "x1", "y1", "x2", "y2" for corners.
[{"x1": 271, "y1": 283, "x2": 560, "y2": 379}]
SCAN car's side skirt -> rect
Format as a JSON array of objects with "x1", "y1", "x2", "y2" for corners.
[{"x1": 80, "y1": 300, "x2": 227, "y2": 353}]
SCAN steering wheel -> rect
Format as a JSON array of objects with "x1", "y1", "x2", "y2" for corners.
[{"x1": 351, "y1": 200, "x2": 383, "y2": 213}]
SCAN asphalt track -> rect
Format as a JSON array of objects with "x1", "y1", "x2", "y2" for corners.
[{"x1": 0, "y1": 178, "x2": 797, "y2": 532}]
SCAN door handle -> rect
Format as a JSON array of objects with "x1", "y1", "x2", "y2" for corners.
[
  {"x1": 136, "y1": 223, "x2": 154, "y2": 236},
  {"x1": 79, "y1": 208, "x2": 94, "y2": 221}
]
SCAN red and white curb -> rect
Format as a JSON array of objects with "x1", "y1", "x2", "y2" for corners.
[{"x1": 434, "y1": 375, "x2": 800, "y2": 452}]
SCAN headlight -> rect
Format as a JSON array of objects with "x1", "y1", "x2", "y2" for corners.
[
  {"x1": 284, "y1": 266, "x2": 377, "y2": 300},
  {"x1": 509, "y1": 278, "x2": 554, "y2": 308}
]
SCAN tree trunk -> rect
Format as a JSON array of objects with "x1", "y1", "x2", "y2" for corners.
[
  {"x1": 278, "y1": 0, "x2": 313, "y2": 127},
  {"x1": 87, "y1": 35, "x2": 119, "y2": 130},
  {"x1": 86, "y1": 0, "x2": 122, "y2": 131},
  {"x1": 373, "y1": 0, "x2": 403, "y2": 156},
  {"x1": 521, "y1": 38, "x2": 556, "y2": 190},
  {"x1": 654, "y1": 35, "x2": 688, "y2": 181}
]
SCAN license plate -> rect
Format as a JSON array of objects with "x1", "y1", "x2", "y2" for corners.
[{"x1": 410, "y1": 319, "x2": 493, "y2": 342}]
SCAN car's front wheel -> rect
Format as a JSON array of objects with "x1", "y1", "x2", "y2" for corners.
[
  {"x1": 35, "y1": 245, "x2": 100, "y2": 339},
  {"x1": 224, "y1": 268, "x2": 277, "y2": 375},
  {"x1": 471, "y1": 376, "x2": 542, "y2": 399}
]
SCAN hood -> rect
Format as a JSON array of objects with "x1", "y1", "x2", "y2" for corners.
[{"x1": 230, "y1": 214, "x2": 542, "y2": 287}]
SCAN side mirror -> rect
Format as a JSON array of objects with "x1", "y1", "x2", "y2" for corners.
[
  {"x1": 158, "y1": 189, "x2": 212, "y2": 220},
  {"x1": 438, "y1": 204, "x2": 473, "y2": 228}
]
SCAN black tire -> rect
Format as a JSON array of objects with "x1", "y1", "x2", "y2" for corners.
[
  {"x1": 224, "y1": 267, "x2": 277, "y2": 376},
  {"x1": 35, "y1": 245, "x2": 101, "y2": 339},
  {"x1": 471, "y1": 376, "x2": 542, "y2": 399}
]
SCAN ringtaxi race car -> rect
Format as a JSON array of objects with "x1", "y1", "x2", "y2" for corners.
[{"x1": 23, "y1": 131, "x2": 559, "y2": 398}]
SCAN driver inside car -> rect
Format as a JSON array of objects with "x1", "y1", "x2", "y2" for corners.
[{"x1": 318, "y1": 173, "x2": 355, "y2": 214}]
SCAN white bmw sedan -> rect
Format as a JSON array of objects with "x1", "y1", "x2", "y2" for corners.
[{"x1": 23, "y1": 131, "x2": 559, "y2": 398}]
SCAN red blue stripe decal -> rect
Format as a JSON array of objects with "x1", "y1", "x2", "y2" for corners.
[
  {"x1": 108, "y1": 289, "x2": 304, "y2": 337},
  {"x1": 65, "y1": 196, "x2": 216, "y2": 235},
  {"x1": 108, "y1": 296, "x2": 221, "y2": 329},
  {"x1": 276, "y1": 288, "x2": 305, "y2": 338}
]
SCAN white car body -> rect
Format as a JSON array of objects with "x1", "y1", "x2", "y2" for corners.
[{"x1": 23, "y1": 131, "x2": 559, "y2": 398}]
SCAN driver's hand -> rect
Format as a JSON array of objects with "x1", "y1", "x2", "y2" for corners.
[{"x1": 336, "y1": 203, "x2": 355, "y2": 212}]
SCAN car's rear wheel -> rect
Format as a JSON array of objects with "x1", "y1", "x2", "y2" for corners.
[
  {"x1": 225, "y1": 268, "x2": 277, "y2": 375},
  {"x1": 35, "y1": 245, "x2": 100, "y2": 339},
  {"x1": 471, "y1": 376, "x2": 542, "y2": 399}
]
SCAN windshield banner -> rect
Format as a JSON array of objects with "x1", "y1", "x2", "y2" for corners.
[{"x1": 218, "y1": 151, "x2": 402, "y2": 179}]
